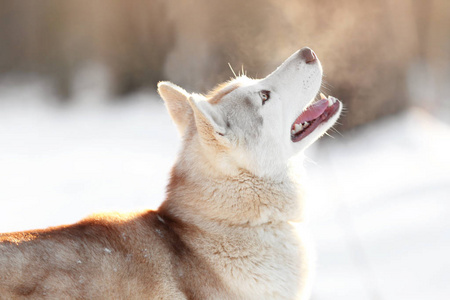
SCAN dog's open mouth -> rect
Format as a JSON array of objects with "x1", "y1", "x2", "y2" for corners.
[{"x1": 290, "y1": 93, "x2": 340, "y2": 143}]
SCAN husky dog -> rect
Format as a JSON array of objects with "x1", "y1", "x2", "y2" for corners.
[{"x1": 0, "y1": 48, "x2": 341, "y2": 299}]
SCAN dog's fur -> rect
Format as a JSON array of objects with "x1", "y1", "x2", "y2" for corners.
[{"x1": 0, "y1": 48, "x2": 341, "y2": 299}]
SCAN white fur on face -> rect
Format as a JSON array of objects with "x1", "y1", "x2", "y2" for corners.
[{"x1": 211, "y1": 50, "x2": 337, "y2": 178}]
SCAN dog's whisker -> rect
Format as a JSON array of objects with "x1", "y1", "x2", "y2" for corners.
[
  {"x1": 320, "y1": 87, "x2": 331, "y2": 94},
  {"x1": 304, "y1": 155, "x2": 318, "y2": 165},
  {"x1": 330, "y1": 127, "x2": 344, "y2": 137},
  {"x1": 321, "y1": 78, "x2": 334, "y2": 88},
  {"x1": 228, "y1": 63, "x2": 237, "y2": 78}
]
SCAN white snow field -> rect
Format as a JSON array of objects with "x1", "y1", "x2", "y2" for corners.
[{"x1": 1, "y1": 83, "x2": 449, "y2": 299}]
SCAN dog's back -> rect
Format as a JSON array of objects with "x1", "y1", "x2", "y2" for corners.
[{"x1": 0, "y1": 211, "x2": 226, "y2": 299}]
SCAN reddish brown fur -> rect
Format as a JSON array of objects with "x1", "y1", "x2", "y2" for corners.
[
  {"x1": 0, "y1": 208, "x2": 226, "y2": 299},
  {"x1": 206, "y1": 81, "x2": 240, "y2": 104}
]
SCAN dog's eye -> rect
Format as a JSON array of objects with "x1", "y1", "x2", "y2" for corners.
[{"x1": 260, "y1": 90, "x2": 270, "y2": 104}]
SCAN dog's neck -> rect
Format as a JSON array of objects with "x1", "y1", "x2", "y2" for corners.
[{"x1": 159, "y1": 137, "x2": 304, "y2": 228}]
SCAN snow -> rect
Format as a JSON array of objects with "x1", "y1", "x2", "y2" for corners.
[
  {"x1": 1, "y1": 84, "x2": 449, "y2": 299},
  {"x1": 0, "y1": 86, "x2": 178, "y2": 232}
]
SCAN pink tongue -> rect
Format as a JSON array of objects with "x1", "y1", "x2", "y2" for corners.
[{"x1": 294, "y1": 98, "x2": 329, "y2": 124}]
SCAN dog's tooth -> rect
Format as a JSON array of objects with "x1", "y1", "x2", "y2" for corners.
[
  {"x1": 304, "y1": 122, "x2": 309, "y2": 127},
  {"x1": 294, "y1": 124, "x2": 302, "y2": 133},
  {"x1": 291, "y1": 129, "x2": 296, "y2": 135},
  {"x1": 327, "y1": 97, "x2": 333, "y2": 107},
  {"x1": 320, "y1": 93, "x2": 327, "y2": 100}
]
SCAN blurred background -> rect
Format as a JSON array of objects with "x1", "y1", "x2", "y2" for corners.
[
  {"x1": 0, "y1": 0, "x2": 449, "y2": 299},
  {"x1": 1, "y1": 0, "x2": 450, "y2": 126}
]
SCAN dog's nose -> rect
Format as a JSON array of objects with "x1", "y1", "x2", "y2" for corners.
[{"x1": 299, "y1": 47, "x2": 317, "y2": 63}]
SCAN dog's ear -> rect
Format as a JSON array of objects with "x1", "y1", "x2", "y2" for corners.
[
  {"x1": 188, "y1": 94, "x2": 231, "y2": 148},
  {"x1": 157, "y1": 81, "x2": 193, "y2": 136}
]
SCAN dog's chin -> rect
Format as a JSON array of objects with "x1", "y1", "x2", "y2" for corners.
[{"x1": 290, "y1": 93, "x2": 341, "y2": 145}]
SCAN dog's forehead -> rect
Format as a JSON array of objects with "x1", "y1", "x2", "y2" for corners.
[{"x1": 207, "y1": 76, "x2": 255, "y2": 104}]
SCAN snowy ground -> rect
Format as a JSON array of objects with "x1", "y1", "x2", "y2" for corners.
[
  {"x1": 306, "y1": 109, "x2": 450, "y2": 300},
  {"x1": 0, "y1": 83, "x2": 449, "y2": 299}
]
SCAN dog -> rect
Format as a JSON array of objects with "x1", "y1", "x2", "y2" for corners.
[{"x1": 0, "y1": 47, "x2": 341, "y2": 299}]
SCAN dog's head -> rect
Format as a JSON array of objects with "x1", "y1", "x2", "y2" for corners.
[{"x1": 158, "y1": 48, "x2": 342, "y2": 178}]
